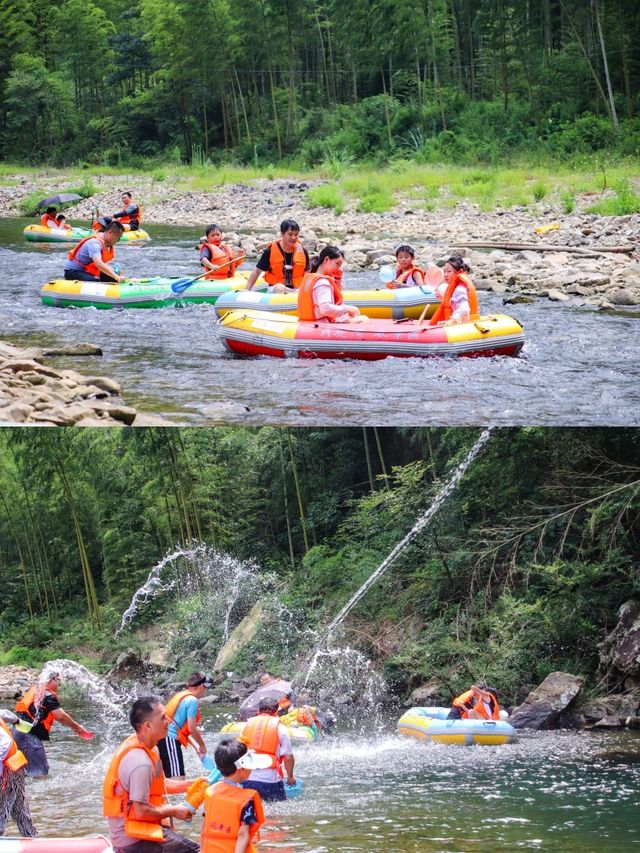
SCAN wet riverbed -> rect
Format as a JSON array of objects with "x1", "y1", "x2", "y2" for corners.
[
  {"x1": 1, "y1": 218, "x2": 639, "y2": 426},
  {"x1": 14, "y1": 702, "x2": 640, "y2": 851}
]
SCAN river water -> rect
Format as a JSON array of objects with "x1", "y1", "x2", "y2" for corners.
[
  {"x1": 1, "y1": 218, "x2": 639, "y2": 426},
  {"x1": 12, "y1": 701, "x2": 640, "y2": 851}
]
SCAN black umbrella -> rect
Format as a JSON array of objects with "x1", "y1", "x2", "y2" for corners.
[
  {"x1": 238, "y1": 680, "x2": 294, "y2": 721},
  {"x1": 35, "y1": 193, "x2": 84, "y2": 209}
]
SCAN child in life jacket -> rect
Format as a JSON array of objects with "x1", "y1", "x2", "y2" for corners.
[
  {"x1": 389, "y1": 245, "x2": 425, "y2": 288},
  {"x1": 56, "y1": 215, "x2": 73, "y2": 231},
  {"x1": 200, "y1": 739, "x2": 268, "y2": 853},
  {"x1": 433, "y1": 255, "x2": 476, "y2": 325}
]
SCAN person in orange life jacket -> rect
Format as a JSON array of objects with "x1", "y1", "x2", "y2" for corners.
[
  {"x1": 63, "y1": 220, "x2": 126, "y2": 283},
  {"x1": 432, "y1": 255, "x2": 478, "y2": 325},
  {"x1": 113, "y1": 191, "x2": 141, "y2": 231},
  {"x1": 388, "y1": 245, "x2": 425, "y2": 289},
  {"x1": 240, "y1": 697, "x2": 295, "y2": 803},
  {"x1": 0, "y1": 710, "x2": 37, "y2": 838},
  {"x1": 199, "y1": 224, "x2": 238, "y2": 279},
  {"x1": 157, "y1": 671, "x2": 212, "y2": 780},
  {"x1": 105, "y1": 696, "x2": 199, "y2": 853},
  {"x1": 55, "y1": 214, "x2": 73, "y2": 231},
  {"x1": 14, "y1": 670, "x2": 92, "y2": 778},
  {"x1": 40, "y1": 207, "x2": 61, "y2": 229},
  {"x1": 447, "y1": 683, "x2": 500, "y2": 720},
  {"x1": 93, "y1": 215, "x2": 114, "y2": 233},
  {"x1": 245, "y1": 219, "x2": 309, "y2": 293},
  {"x1": 297, "y1": 246, "x2": 361, "y2": 324},
  {"x1": 201, "y1": 738, "x2": 268, "y2": 853}
]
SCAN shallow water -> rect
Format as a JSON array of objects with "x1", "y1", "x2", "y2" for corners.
[
  {"x1": 1, "y1": 218, "x2": 639, "y2": 425},
  {"x1": 12, "y1": 702, "x2": 640, "y2": 851}
]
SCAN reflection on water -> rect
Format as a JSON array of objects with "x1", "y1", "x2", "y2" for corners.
[
  {"x1": 15, "y1": 701, "x2": 640, "y2": 851},
  {"x1": 0, "y1": 217, "x2": 639, "y2": 426}
]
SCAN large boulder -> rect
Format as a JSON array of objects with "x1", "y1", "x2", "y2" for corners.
[
  {"x1": 0, "y1": 665, "x2": 38, "y2": 701},
  {"x1": 408, "y1": 677, "x2": 443, "y2": 707},
  {"x1": 598, "y1": 599, "x2": 640, "y2": 682},
  {"x1": 107, "y1": 649, "x2": 147, "y2": 681},
  {"x1": 509, "y1": 672, "x2": 583, "y2": 729},
  {"x1": 214, "y1": 602, "x2": 266, "y2": 672}
]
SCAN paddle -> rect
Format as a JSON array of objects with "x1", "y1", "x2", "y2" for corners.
[
  {"x1": 171, "y1": 253, "x2": 247, "y2": 294},
  {"x1": 417, "y1": 266, "x2": 445, "y2": 327}
]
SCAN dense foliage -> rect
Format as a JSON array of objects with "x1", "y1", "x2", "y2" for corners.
[
  {"x1": 0, "y1": 0, "x2": 638, "y2": 166},
  {"x1": 0, "y1": 428, "x2": 638, "y2": 703}
]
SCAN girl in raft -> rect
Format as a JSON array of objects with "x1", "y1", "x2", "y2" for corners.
[
  {"x1": 431, "y1": 255, "x2": 479, "y2": 326},
  {"x1": 388, "y1": 244, "x2": 425, "y2": 288},
  {"x1": 297, "y1": 246, "x2": 363, "y2": 323}
]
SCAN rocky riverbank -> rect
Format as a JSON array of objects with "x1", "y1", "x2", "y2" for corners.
[
  {"x1": 3, "y1": 172, "x2": 639, "y2": 309},
  {"x1": 0, "y1": 340, "x2": 171, "y2": 425}
]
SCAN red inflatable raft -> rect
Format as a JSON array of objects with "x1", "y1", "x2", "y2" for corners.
[
  {"x1": 216, "y1": 308, "x2": 525, "y2": 359},
  {"x1": 0, "y1": 838, "x2": 113, "y2": 853}
]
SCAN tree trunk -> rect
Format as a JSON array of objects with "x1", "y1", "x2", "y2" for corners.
[{"x1": 592, "y1": 0, "x2": 619, "y2": 130}]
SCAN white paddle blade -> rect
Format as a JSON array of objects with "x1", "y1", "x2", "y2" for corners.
[
  {"x1": 378, "y1": 265, "x2": 396, "y2": 283},
  {"x1": 425, "y1": 265, "x2": 444, "y2": 287}
]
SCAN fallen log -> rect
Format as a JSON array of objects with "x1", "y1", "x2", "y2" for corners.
[{"x1": 451, "y1": 240, "x2": 635, "y2": 258}]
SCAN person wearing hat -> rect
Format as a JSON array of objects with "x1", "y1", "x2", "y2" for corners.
[
  {"x1": 239, "y1": 697, "x2": 295, "y2": 802},
  {"x1": 14, "y1": 670, "x2": 93, "y2": 778},
  {"x1": 157, "y1": 672, "x2": 212, "y2": 779},
  {"x1": 201, "y1": 739, "x2": 267, "y2": 853},
  {"x1": 447, "y1": 682, "x2": 500, "y2": 720}
]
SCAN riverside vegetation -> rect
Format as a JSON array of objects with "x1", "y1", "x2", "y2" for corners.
[{"x1": 0, "y1": 428, "x2": 639, "y2": 716}]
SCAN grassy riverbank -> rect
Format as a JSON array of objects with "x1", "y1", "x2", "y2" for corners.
[{"x1": 2, "y1": 157, "x2": 640, "y2": 218}]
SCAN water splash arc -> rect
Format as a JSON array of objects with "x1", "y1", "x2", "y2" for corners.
[{"x1": 305, "y1": 428, "x2": 492, "y2": 684}]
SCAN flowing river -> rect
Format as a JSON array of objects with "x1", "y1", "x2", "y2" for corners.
[
  {"x1": 1, "y1": 218, "x2": 639, "y2": 426},
  {"x1": 15, "y1": 702, "x2": 640, "y2": 851}
]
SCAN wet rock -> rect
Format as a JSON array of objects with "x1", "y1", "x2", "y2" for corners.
[
  {"x1": 108, "y1": 650, "x2": 147, "y2": 681},
  {"x1": 546, "y1": 289, "x2": 571, "y2": 302},
  {"x1": 610, "y1": 289, "x2": 638, "y2": 306},
  {"x1": 504, "y1": 295, "x2": 536, "y2": 304},
  {"x1": 42, "y1": 343, "x2": 103, "y2": 357},
  {"x1": 581, "y1": 693, "x2": 640, "y2": 724},
  {"x1": 509, "y1": 671, "x2": 583, "y2": 730}
]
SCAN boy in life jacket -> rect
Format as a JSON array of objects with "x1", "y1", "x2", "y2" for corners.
[
  {"x1": 388, "y1": 245, "x2": 425, "y2": 288},
  {"x1": 63, "y1": 221, "x2": 126, "y2": 282},
  {"x1": 245, "y1": 219, "x2": 310, "y2": 293},
  {"x1": 447, "y1": 683, "x2": 500, "y2": 720},
  {"x1": 157, "y1": 671, "x2": 212, "y2": 780},
  {"x1": 239, "y1": 698, "x2": 295, "y2": 802},
  {"x1": 200, "y1": 739, "x2": 268, "y2": 853},
  {"x1": 113, "y1": 192, "x2": 141, "y2": 231},
  {"x1": 199, "y1": 225, "x2": 239, "y2": 279},
  {"x1": 14, "y1": 670, "x2": 93, "y2": 778},
  {"x1": 0, "y1": 710, "x2": 37, "y2": 838},
  {"x1": 104, "y1": 696, "x2": 199, "y2": 853}
]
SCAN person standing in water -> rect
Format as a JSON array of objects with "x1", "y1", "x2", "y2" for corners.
[
  {"x1": 157, "y1": 672, "x2": 211, "y2": 779},
  {"x1": 240, "y1": 697, "x2": 296, "y2": 802},
  {"x1": 0, "y1": 711, "x2": 37, "y2": 838},
  {"x1": 14, "y1": 670, "x2": 93, "y2": 777}
]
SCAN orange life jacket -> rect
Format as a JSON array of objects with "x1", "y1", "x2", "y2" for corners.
[
  {"x1": 67, "y1": 234, "x2": 115, "y2": 278},
  {"x1": 240, "y1": 715, "x2": 282, "y2": 773},
  {"x1": 0, "y1": 718, "x2": 28, "y2": 773},
  {"x1": 102, "y1": 734, "x2": 166, "y2": 843},
  {"x1": 388, "y1": 265, "x2": 424, "y2": 289},
  {"x1": 40, "y1": 214, "x2": 59, "y2": 228},
  {"x1": 117, "y1": 204, "x2": 142, "y2": 225},
  {"x1": 452, "y1": 688, "x2": 500, "y2": 720},
  {"x1": 430, "y1": 271, "x2": 479, "y2": 325},
  {"x1": 201, "y1": 781, "x2": 264, "y2": 853},
  {"x1": 165, "y1": 690, "x2": 201, "y2": 748},
  {"x1": 15, "y1": 686, "x2": 57, "y2": 733},
  {"x1": 200, "y1": 241, "x2": 237, "y2": 279},
  {"x1": 297, "y1": 272, "x2": 343, "y2": 322},
  {"x1": 264, "y1": 241, "x2": 307, "y2": 288}
]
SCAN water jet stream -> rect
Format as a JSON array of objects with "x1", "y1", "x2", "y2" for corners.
[{"x1": 304, "y1": 428, "x2": 492, "y2": 685}]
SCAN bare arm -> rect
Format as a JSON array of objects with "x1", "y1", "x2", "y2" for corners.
[
  {"x1": 187, "y1": 718, "x2": 207, "y2": 756},
  {"x1": 245, "y1": 267, "x2": 261, "y2": 291},
  {"x1": 51, "y1": 707, "x2": 91, "y2": 736},
  {"x1": 165, "y1": 777, "x2": 196, "y2": 795},
  {"x1": 90, "y1": 252, "x2": 125, "y2": 283},
  {"x1": 283, "y1": 753, "x2": 295, "y2": 785},
  {"x1": 234, "y1": 824, "x2": 250, "y2": 853}
]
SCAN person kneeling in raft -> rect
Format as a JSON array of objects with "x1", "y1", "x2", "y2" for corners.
[
  {"x1": 239, "y1": 697, "x2": 296, "y2": 803},
  {"x1": 200, "y1": 739, "x2": 268, "y2": 853},
  {"x1": 245, "y1": 218, "x2": 309, "y2": 293},
  {"x1": 447, "y1": 682, "x2": 500, "y2": 720},
  {"x1": 297, "y1": 246, "x2": 363, "y2": 324},
  {"x1": 103, "y1": 696, "x2": 200, "y2": 853},
  {"x1": 431, "y1": 255, "x2": 479, "y2": 326},
  {"x1": 14, "y1": 669, "x2": 93, "y2": 778},
  {"x1": 63, "y1": 220, "x2": 125, "y2": 283},
  {"x1": 387, "y1": 244, "x2": 425, "y2": 288}
]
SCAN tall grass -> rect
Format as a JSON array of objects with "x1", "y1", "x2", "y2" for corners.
[
  {"x1": 587, "y1": 180, "x2": 640, "y2": 216},
  {"x1": 305, "y1": 183, "x2": 345, "y2": 214}
]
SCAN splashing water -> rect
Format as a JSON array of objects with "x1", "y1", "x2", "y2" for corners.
[{"x1": 304, "y1": 428, "x2": 492, "y2": 685}]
